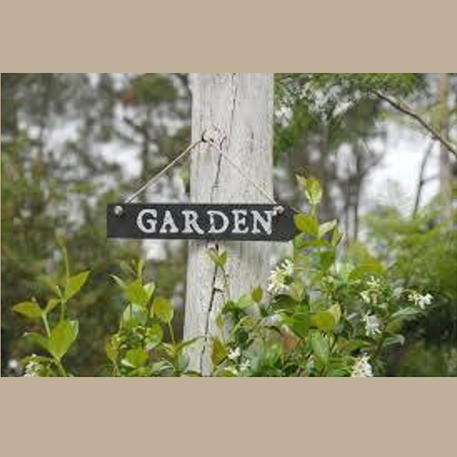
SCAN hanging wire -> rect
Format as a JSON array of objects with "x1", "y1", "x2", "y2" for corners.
[
  {"x1": 123, "y1": 138, "x2": 204, "y2": 204},
  {"x1": 115, "y1": 129, "x2": 290, "y2": 216},
  {"x1": 205, "y1": 138, "x2": 278, "y2": 206}
]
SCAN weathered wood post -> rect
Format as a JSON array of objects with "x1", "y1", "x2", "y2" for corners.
[{"x1": 183, "y1": 73, "x2": 274, "y2": 375}]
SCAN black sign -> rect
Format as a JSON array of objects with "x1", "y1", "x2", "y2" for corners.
[{"x1": 107, "y1": 203, "x2": 297, "y2": 241}]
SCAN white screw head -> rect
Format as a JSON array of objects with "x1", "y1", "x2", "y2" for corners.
[{"x1": 114, "y1": 205, "x2": 124, "y2": 216}]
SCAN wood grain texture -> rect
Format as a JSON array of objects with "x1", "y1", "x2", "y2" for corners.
[{"x1": 184, "y1": 73, "x2": 274, "y2": 374}]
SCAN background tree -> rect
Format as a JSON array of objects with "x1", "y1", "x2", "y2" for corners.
[{"x1": 1, "y1": 73, "x2": 191, "y2": 375}]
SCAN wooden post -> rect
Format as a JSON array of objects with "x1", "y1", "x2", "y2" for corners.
[{"x1": 183, "y1": 73, "x2": 274, "y2": 375}]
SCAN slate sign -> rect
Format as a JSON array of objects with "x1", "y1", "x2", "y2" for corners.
[{"x1": 107, "y1": 203, "x2": 297, "y2": 241}]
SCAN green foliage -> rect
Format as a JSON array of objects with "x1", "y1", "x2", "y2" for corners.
[
  {"x1": 364, "y1": 199, "x2": 457, "y2": 375},
  {"x1": 1, "y1": 73, "x2": 190, "y2": 375},
  {"x1": 12, "y1": 301, "x2": 43, "y2": 319},
  {"x1": 104, "y1": 260, "x2": 199, "y2": 377},
  {"x1": 12, "y1": 243, "x2": 89, "y2": 376},
  {"x1": 207, "y1": 178, "x2": 432, "y2": 377},
  {"x1": 152, "y1": 297, "x2": 174, "y2": 324},
  {"x1": 10, "y1": 181, "x2": 440, "y2": 377}
]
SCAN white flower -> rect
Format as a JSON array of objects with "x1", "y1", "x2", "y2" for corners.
[
  {"x1": 362, "y1": 313, "x2": 381, "y2": 337},
  {"x1": 418, "y1": 293, "x2": 433, "y2": 309},
  {"x1": 240, "y1": 359, "x2": 251, "y2": 371},
  {"x1": 264, "y1": 314, "x2": 282, "y2": 326},
  {"x1": 22, "y1": 354, "x2": 41, "y2": 377},
  {"x1": 228, "y1": 347, "x2": 241, "y2": 361},
  {"x1": 267, "y1": 259, "x2": 294, "y2": 295},
  {"x1": 360, "y1": 291, "x2": 371, "y2": 304},
  {"x1": 24, "y1": 361, "x2": 40, "y2": 377},
  {"x1": 281, "y1": 259, "x2": 294, "y2": 276},
  {"x1": 351, "y1": 355, "x2": 373, "y2": 377},
  {"x1": 408, "y1": 291, "x2": 433, "y2": 310},
  {"x1": 393, "y1": 287, "x2": 403, "y2": 299},
  {"x1": 8, "y1": 359, "x2": 19, "y2": 370}
]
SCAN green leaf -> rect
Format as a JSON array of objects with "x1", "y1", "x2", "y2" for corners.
[
  {"x1": 328, "y1": 303, "x2": 342, "y2": 324},
  {"x1": 174, "y1": 337, "x2": 202, "y2": 354},
  {"x1": 23, "y1": 332, "x2": 50, "y2": 352},
  {"x1": 319, "y1": 250, "x2": 336, "y2": 271},
  {"x1": 391, "y1": 307, "x2": 421, "y2": 321},
  {"x1": 311, "y1": 311, "x2": 336, "y2": 332},
  {"x1": 211, "y1": 337, "x2": 227, "y2": 366},
  {"x1": 293, "y1": 236, "x2": 329, "y2": 250},
  {"x1": 318, "y1": 220, "x2": 337, "y2": 239},
  {"x1": 42, "y1": 276, "x2": 62, "y2": 297},
  {"x1": 284, "y1": 313, "x2": 310, "y2": 338},
  {"x1": 121, "y1": 348, "x2": 149, "y2": 368},
  {"x1": 207, "y1": 248, "x2": 227, "y2": 268},
  {"x1": 236, "y1": 294, "x2": 255, "y2": 310},
  {"x1": 294, "y1": 213, "x2": 318, "y2": 236},
  {"x1": 121, "y1": 304, "x2": 148, "y2": 329},
  {"x1": 251, "y1": 285, "x2": 263, "y2": 303},
  {"x1": 111, "y1": 274, "x2": 126, "y2": 289},
  {"x1": 271, "y1": 294, "x2": 299, "y2": 311},
  {"x1": 144, "y1": 282, "x2": 155, "y2": 300},
  {"x1": 382, "y1": 334, "x2": 405, "y2": 348},
  {"x1": 145, "y1": 323, "x2": 163, "y2": 349},
  {"x1": 219, "y1": 251, "x2": 228, "y2": 267},
  {"x1": 266, "y1": 343, "x2": 282, "y2": 366},
  {"x1": 221, "y1": 300, "x2": 237, "y2": 314},
  {"x1": 151, "y1": 360, "x2": 174, "y2": 376},
  {"x1": 105, "y1": 339, "x2": 118, "y2": 362},
  {"x1": 45, "y1": 298, "x2": 61, "y2": 314},
  {"x1": 174, "y1": 353, "x2": 190, "y2": 373},
  {"x1": 216, "y1": 313, "x2": 225, "y2": 331},
  {"x1": 48, "y1": 320, "x2": 79, "y2": 360},
  {"x1": 136, "y1": 258, "x2": 145, "y2": 278},
  {"x1": 125, "y1": 279, "x2": 149, "y2": 307},
  {"x1": 331, "y1": 227, "x2": 343, "y2": 246},
  {"x1": 120, "y1": 260, "x2": 136, "y2": 277},
  {"x1": 64, "y1": 271, "x2": 90, "y2": 301},
  {"x1": 348, "y1": 263, "x2": 384, "y2": 281},
  {"x1": 12, "y1": 301, "x2": 43, "y2": 319},
  {"x1": 152, "y1": 297, "x2": 174, "y2": 323},
  {"x1": 311, "y1": 331, "x2": 329, "y2": 365},
  {"x1": 297, "y1": 176, "x2": 322, "y2": 206}
]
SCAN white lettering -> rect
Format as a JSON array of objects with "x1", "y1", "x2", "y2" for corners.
[
  {"x1": 137, "y1": 209, "x2": 158, "y2": 233},
  {"x1": 252, "y1": 210, "x2": 273, "y2": 235},
  {"x1": 182, "y1": 210, "x2": 204, "y2": 234},
  {"x1": 159, "y1": 210, "x2": 179, "y2": 233},
  {"x1": 207, "y1": 210, "x2": 229, "y2": 234},
  {"x1": 231, "y1": 209, "x2": 249, "y2": 234}
]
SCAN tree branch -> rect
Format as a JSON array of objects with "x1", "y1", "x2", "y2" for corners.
[
  {"x1": 374, "y1": 90, "x2": 457, "y2": 159},
  {"x1": 413, "y1": 142, "x2": 433, "y2": 216}
]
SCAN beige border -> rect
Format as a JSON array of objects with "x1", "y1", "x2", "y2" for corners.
[
  {"x1": 0, "y1": 378, "x2": 456, "y2": 456},
  {"x1": 1, "y1": 0, "x2": 457, "y2": 455},
  {"x1": 0, "y1": 1, "x2": 456, "y2": 72}
]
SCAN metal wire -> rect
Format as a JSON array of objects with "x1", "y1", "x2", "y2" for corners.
[
  {"x1": 122, "y1": 130, "x2": 292, "y2": 215},
  {"x1": 207, "y1": 140, "x2": 277, "y2": 205},
  {"x1": 124, "y1": 138, "x2": 203, "y2": 203}
]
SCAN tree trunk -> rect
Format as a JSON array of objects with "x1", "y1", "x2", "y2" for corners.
[
  {"x1": 438, "y1": 73, "x2": 452, "y2": 218},
  {"x1": 183, "y1": 73, "x2": 274, "y2": 375}
]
